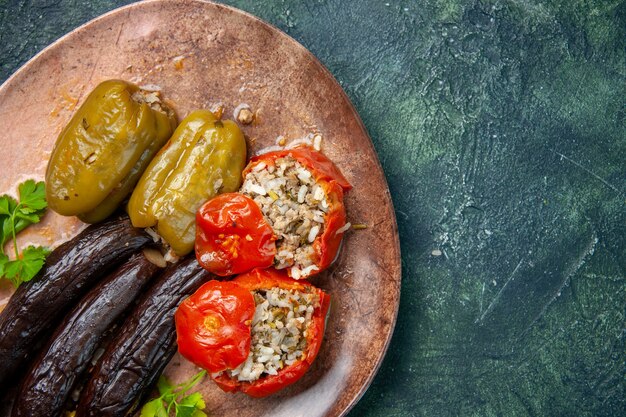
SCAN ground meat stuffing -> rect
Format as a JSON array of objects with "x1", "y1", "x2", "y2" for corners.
[
  {"x1": 240, "y1": 156, "x2": 330, "y2": 279},
  {"x1": 227, "y1": 287, "x2": 319, "y2": 382}
]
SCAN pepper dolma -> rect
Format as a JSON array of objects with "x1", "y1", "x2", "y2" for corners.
[
  {"x1": 45, "y1": 80, "x2": 177, "y2": 223},
  {"x1": 127, "y1": 110, "x2": 247, "y2": 256}
]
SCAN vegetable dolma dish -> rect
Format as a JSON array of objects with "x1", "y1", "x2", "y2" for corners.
[
  {"x1": 195, "y1": 148, "x2": 352, "y2": 279},
  {"x1": 0, "y1": 77, "x2": 353, "y2": 416},
  {"x1": 0, "y1": 3, "x2": 402, "y2": 417}
]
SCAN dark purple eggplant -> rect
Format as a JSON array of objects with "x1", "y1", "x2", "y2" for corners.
[
  {"x1": 75, "y1": 257, "x2": 212, "y2": 417},
  {"x1": 0, "y1": 215, "x2": 151, "y2": 390},
  {"x1": 11, "y1": 250, "x2": 163, "y2": 417}
]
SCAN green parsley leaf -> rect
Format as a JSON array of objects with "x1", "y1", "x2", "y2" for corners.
[
  {"x1": 3, "y1": 246, "x2": 50, "y2": 287},
  {"x1": 0, "y1": 180, "x2": 49, "y2": 287},
  {"x1": 176, "y1": 393, "x2": 207, "y2": 417},
  {"x1": 0, "y1": 195, "x2": 18, "y2": 248},
  {"x1": 18, "y1": 180, "x2": 47, "y2": 213},
  {"x1": 175, "y1": 405, "x2": 207, "y2": 417},
  {"x1": 14, "y1": 210, "x2": 41, "y2": 227},
  {"x1": 157, "y1": 375, "x2": 177, "y2": 405},
  {"x1": 0, "y1": 196, "x2": 14, "y2": 216},
  {"x1": 179, "y1": 392, "x2": 205, "y2": 408},
  {"x1": 157, "y1": 375, "x2": 174, "y2": 396},
  {"x1": 21, "y1": 246, "x2": 48, "y2": 279},
  {"x1": 140, "y1": 398, "x2": 169, "y2": 417},
  {"x1": 140, "y1": 371, "x2": 207, "y2": 417},
  {"x1": 0, "y1": 253, "x2": 8, "y2": 277}
]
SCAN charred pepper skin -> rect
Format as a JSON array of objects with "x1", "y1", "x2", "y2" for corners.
[
  {"x1": 128, "y1": 109, "x2": 247, "y2": 256},
  {"x1": 46, "y1": 79, "x2": 177, "y2": 223},
  {"x1": 11, "y1": 252, "x2": 163, "y2": 417},
  {"x1": 0, "y1": 215, "x2": 152, "y2": 390},
  {"x1": 76, "y1": 258, "x2": 213, "y2": 417}
]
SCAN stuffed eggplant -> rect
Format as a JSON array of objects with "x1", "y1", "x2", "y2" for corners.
[
  {"x1": 0, "y1": 215, "x2": 151, "y2": 389},
  {"x1": 75, "y1": 257, "x2": 212, "y2": 417},
  {"x1": 11, "y1": 251, "x2": 163, "y2": 417}
]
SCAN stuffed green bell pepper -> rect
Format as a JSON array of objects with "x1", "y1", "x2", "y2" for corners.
[
  {"x1": 45, "y1": 80, "x2": 177, "y2": 223},
  {"x1": 127, "y1": 110, "x2": 247, "y2": 256}
]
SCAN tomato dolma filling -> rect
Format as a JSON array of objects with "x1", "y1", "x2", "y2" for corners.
[
  {"x1": 241, "y1": 155, "x2": 331, "y2": 278},
  {"x1": 225, "y1": 285, "x2": 319, "y2": 381},
  {"x1": 175, "y1": 269, "x2": 330, "y2": 397},
  {"x1": 196, "y1": 147, "x2": 351, "y2": 279}
]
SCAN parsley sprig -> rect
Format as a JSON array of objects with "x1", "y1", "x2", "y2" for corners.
[
  {"x1": 140, "y1": 370, "x2": 208, "y2": 417},
  {"x1": 0, "y1": 180, "x2": 50, "y2": 287}
]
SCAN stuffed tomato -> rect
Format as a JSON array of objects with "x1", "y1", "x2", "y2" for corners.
[
  {"x1": 195, "y1": 147, "x2": 351, "y2": 279},
  {"x1": 175, "y1": 268, "x2": 330, "y2": 397}
]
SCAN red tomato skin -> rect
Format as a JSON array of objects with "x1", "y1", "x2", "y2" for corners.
[
  {"x1": 175, "y1": 280, "x2": 256, "y2": 373},
  {"x1": 211, "y1": 268, "x2": 331, "y2": 397},
  {"x1": 195, "y1": 193, "x2": 276, "y2": 276},
  {"x1": 314, "y1": 181, "x2": 347, "y2": 273},
  {"x1": 243, "y1": 147, "x2": 352, "y2": 191},
  {"x1": 242, "y1": 147, "x2": 352, "y2": 279}
]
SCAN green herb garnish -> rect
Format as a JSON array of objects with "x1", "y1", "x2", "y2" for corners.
[
  {"x1": 140, "y1": 370, "x2": 207, "y2": 417},
  {"x1": 0, "y1": 180, "x2": 50, "y2": 287}
]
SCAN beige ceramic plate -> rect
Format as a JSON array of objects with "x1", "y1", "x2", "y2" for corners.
[{"x1": 0, "y1": 1, "x2": 400, "y2": 416}]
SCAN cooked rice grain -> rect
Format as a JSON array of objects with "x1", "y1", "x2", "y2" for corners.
[
  {"x1": 228, "y1": 287, "x2": 319, "y2": 382},
  {"x1": 241, "y1": 156, "x2": 329, "y2": 274}
]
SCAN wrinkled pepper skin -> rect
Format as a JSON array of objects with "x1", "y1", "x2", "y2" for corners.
[
  {"x1": 46, "y1": 80, "x2": 177, "y2": 223},
  {"x1": 128, "y1": 110, "x2": 247, "y2": 255},
  {"x1": 175, "y1": 268, "x2": 331, "y2": 397}
]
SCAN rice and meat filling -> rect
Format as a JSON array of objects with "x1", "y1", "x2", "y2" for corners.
[
  {"x1": 227, "y1": 287, "x2": 320, "y2": 382},
  {"x1": 131, "y1": 89, "x2": 173, "y2": 117},
  {"x1": 241, "y1": 156, "x2": 329, "y2": 278}
]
